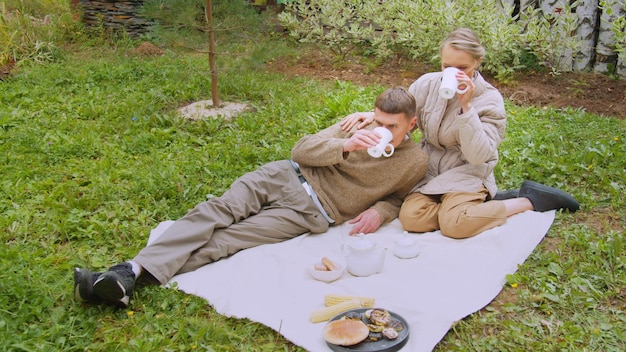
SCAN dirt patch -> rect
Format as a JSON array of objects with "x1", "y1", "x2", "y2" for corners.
[
  {"x1": 178, "y1": 100, "x2": 251, "y2": 120},
  {"x1": 128, "y1": 41, "x2": 164, "y2": 57},
  {"x1": 268, "y1": 52, "x2": 626, "y2": 119},
  {"x1": 0, "y1": 59, "x2": 16, "y2": 81},
  {"x1": 572, "y1": 207, "x2": 625, "y2": 234}
]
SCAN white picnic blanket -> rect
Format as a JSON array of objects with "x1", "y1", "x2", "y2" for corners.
[{"x1": 148, "y1": 210, "x2": 555, "y2": 352}]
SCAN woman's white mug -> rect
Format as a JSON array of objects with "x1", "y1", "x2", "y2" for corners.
[
  {"x1": 367, "y1": 127, "x2": 394, "y2": 158},
  {"x1": 439, "y1": 67, "x2": 469, "y2": 99}
]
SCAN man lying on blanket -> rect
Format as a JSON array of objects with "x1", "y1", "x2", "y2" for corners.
[{"x1": 73, "y1": 87, "x2": 429, "y2": 308}]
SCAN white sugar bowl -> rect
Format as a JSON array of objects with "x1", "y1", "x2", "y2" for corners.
[{"x1": 393, "y1": 232, "x2": 420, "y2": 259}]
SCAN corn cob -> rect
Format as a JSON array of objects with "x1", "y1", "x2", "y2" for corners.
[
  {"x1": 310, "y1": 299, "x2": 362, "y2": 323},
  {"x1": 323, "y1": 294, "x2": 375, "y2": 308}
]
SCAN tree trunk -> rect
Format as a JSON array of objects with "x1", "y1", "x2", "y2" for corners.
[
  {"x1": 595, "y1": 0, "x2": 624, "y2": 75},
  {"x1": 207, "y1": 0, "x2": 220, "y2": 106},
  {"x1": 574, "y1": 0, "x2": 599, "y2": 71}
]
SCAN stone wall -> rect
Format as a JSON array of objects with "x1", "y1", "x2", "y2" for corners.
[{"x1": 79, "y1": 0, "x2": 152, "y2": 37}]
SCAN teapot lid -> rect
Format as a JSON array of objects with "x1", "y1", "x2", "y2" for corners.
[
  {"x1": 395, "y1": 231, "x2": 417, "y2": 245},
  {"x1": 348, "y1": 234, "x2": 375, "y2": 250}
]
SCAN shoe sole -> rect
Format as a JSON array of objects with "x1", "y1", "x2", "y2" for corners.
[{"x1": 93, "y1": 273, "x2": 130, "y2": 308}]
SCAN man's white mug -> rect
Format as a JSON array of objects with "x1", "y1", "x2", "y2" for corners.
[
  {"x1": 367, "y1": 127, "x2": 394, "y2": 158},
  {"x1": 439, "y1": 67, "x2": 469, "y2": 99}
]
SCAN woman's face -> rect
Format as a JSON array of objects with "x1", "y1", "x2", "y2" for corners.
[{"x1": 440, "y1": 44, "x2": 480, "y2": 77}]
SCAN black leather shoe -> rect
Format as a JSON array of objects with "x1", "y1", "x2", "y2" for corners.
[
  {"x1": 74, "y1": 268, "x2": 102, "y2": 304},
  {"x1": 493, "y1": 189, "x2": 519, "y2": 200},
  {"x1": 519, "y1": 181, "x2": 580, "y2": 212},
  {"x1": 93, "y1": 263, "x2": 136, "y2": 308}
]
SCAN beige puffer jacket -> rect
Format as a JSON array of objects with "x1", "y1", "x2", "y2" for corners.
[{"x1": 408, "y1": 71, "x2": 506, "y2": 198}]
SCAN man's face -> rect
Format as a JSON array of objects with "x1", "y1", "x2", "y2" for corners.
[{"x1": 371, "y1": 108, "x2": 417, "y2": 147}]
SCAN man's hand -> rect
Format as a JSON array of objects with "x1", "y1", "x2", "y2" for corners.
[
  {"x1": 347, "y1": 208, "x2": 382, "y2": 235},
  {"x1": 342, "y1": 129, "x2": 380, "y2": 153}
]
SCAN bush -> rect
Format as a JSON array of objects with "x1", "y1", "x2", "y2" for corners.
[{"x1": 277, "y1": 0, "x2": 586, "y2": 78}]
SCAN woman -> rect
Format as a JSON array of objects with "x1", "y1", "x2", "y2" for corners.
[{"x1": 341, "y1": 28, "x2": 579, "y2": 239}]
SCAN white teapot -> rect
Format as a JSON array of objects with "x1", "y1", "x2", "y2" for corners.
[{"x1": 342, "y1": 234, "x2": 386, "y2": 277}]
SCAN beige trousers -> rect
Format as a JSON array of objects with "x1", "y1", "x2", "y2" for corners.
[
  {"x1": 134, "y1": 160, "x2": 330, "y2": 284},
  {"x1": 399, "y1": 187, "x2": 507, "y2": 239}
]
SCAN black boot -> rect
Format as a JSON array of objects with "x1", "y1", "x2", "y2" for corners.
[
  {"x1": 73, "y1": 268, "x2": 102, "y2": 304},
  {"x1": 493, "y1": 189, "x2": 519, "y2": 200},
  {"x1": 93, "y1": 263, "x2": 136, "y2": 308},
  {"x1": 519, "y1": 181, "x2": 580, "y2": 212}
]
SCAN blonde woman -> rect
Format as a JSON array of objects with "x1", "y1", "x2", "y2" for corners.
[{"x1": 341, "y1": 28, "x2": 579, "y2": 239}]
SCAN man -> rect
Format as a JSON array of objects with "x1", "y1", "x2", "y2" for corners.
[{"x1": 74, "y1": 87, "x2": 428, "y2": 308}]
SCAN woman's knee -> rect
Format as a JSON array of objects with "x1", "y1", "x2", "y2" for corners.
[
  {"x1": 399, "y1": 204, "x2": 438, "y2": 233},
  {"x1": 439, "y1": 214, "x2": 504, "y2": 239},
  {"x1": 439, "y1": 221, "x2": 477, "y2": 239},
  {"x1": 439, "y1": 202, "x2": 507, "y2": 239}
]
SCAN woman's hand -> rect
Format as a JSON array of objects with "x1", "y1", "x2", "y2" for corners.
[
  {"x1": 340, "y1": 111, "x2": 375, "y2": 131},
  {"x1": 455, "y1": 70, "x2": 475, "y2": 113}
]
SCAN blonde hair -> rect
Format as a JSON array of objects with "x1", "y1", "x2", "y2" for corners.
[{"x1": 440, "y1": 28, "x2": 485, "y2": 62}]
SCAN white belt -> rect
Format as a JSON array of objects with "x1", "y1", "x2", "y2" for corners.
[{"x1": 288, "y1": 160, "x2": 335, "y2": 224}]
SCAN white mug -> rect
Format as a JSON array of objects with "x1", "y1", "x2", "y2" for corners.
[
  {"x1": 367, "y1": 127, "x2": 394, "y2": 158},
  {"x1": 439, "y1": 67, "x2": 469, "y2": 99}
]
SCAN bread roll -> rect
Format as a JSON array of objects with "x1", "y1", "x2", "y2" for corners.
[
  {"x1": 322, "y1": 319, "x2": 369, "y2": 346},
  {"x1": 322, "y1": 257, "x2": 339, "y2": 271}
]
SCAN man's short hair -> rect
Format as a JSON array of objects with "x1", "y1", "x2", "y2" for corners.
[{"x1": 374, "y1": 87, "x2": 416, "y2": 119}]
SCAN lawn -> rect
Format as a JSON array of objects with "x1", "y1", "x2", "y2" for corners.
[{"x1": 1, "y1": 13, "x2": 625, "y2": 352}]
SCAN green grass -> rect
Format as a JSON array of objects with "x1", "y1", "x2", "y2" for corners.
[
  {"x1": 438, "y1": 105, "x2": 626, "y2": 351},
  {"x1": 1, "y1": 10, "x2": 625, "y2": 352}
]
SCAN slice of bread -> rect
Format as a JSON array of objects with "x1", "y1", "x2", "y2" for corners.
[{"x1": 322, "y1": 319, "x2": 369, "y2": 346}]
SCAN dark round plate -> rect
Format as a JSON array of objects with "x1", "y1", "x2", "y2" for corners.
[{"x1": 324, "y1": 308, "x2": 410, "y2": 352}]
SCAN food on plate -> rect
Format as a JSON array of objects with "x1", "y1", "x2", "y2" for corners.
[
  {"x1": 326, "y1": 308, "x2": 405, "y2": 344},
  {"x1": 343, "y1": 311, "x2": 363, "y2": 320},
  {"x1": 366, "y1": 323, "x2": 384, "y2": 332},
  {"x1": 368, "y1": 308, "x2": 392, "y2": 326},
  {"x1": 367, "y1": 331, "x2": 383, "y2": 341},
  {"x1": 387, "y1": 319, "x2": 405, "y2": 332},
  {"x1": 310, "y1": 299, "x2": 363, "y2": 323},
  {"x1": 322, "y1": 319, "x2": 369, "y2": 346},
  {"x1": 382, "y1": 327, "x2": 399, "y2": 340},
  {"x1": 323, "y1": 294, "x2": 375, "y2": 308}
]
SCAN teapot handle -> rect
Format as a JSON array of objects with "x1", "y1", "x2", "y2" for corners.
[{"x1": 340, "y1": 243, "x2": 349, "y2": 257}]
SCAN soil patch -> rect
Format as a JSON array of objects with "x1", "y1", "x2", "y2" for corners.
[
  {"x1": 0, "y1": 60, "x2": 16, "y2": 81},
  {"x1": 178, "y1": 100, "x2": 251, "y2": 120},
  {"x1": 267, "y1": 52, "x2": 626, "y2": 119},
  {"x1": 128, "y1": 42, "x2": 164, "y2": 57}
]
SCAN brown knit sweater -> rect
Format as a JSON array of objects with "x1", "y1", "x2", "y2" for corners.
[{"x1": 291, "y1": 122, "x2": 428, "y2": 225}]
